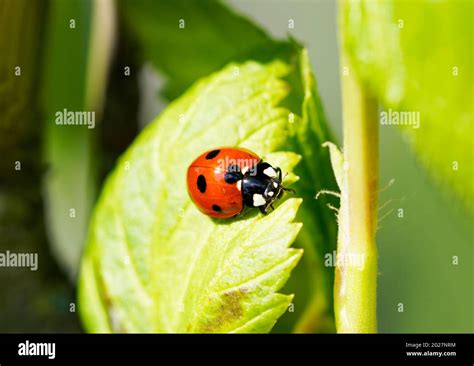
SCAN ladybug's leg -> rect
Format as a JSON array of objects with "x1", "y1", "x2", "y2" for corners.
[{"x1": 259, "y1": 206, "x2": 268, "y2": 215}]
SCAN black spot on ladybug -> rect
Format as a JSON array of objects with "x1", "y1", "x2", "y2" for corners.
[
  {"x1": 197, "y1": 175, "x2": 207, "y2": 193},
  {"x1": 212, "y1": 204, "x2": 222, "y2": 212},
  {"x1": 224, "y1": 172, "x2": 240, "y2": 184},
  {"x1": 224, "y1": 164, "x2": 242, "y2": 184},
  {"x1": 205, "y1": 149, "x2": 220, "y2": 159}
]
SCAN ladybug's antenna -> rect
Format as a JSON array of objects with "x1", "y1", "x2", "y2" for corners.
[{"x1": 281, "y1": 172, "x2": 295, "y2": 194}]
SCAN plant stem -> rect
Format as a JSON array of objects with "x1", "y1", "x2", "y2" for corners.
[{"x1": 334, "y1": 48, "x2": 379, "y2": 333}]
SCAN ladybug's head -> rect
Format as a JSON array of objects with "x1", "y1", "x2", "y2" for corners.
[
  {"x1": 241, "y1": 161, "x2": 295, "y2": 214},
  {"x1": 263, "y1": 178, "x2": 284, "y2": 201}
]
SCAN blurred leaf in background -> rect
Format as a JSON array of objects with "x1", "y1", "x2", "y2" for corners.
[
  {"x1": 341, "y1": 0, "x2": 473, "y2": 212},
  {"x1": 41, "y1": 0, "x2": 116, "y2": 279},
  {"x1": 117, "y1": 0, "x2": 338, "y2": 333},
  {"x1": 0, "y1": 1, "x2": 40, "y2": 153},
  {"x1": 119, "y1": 0, "x2": 271, "y2": 100},
  {"x1": 0, "y1": 0, "x2": 80, "y2": 332}
]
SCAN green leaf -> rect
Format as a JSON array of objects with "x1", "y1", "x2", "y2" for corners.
[
  {"x1": 341, "y1": 0, "x2": 473, "y2": 211},
  {"x1": 118, "y1": 0, "x2": 338, "y2": 332},
  {"x1": 41, "y1": 0, "x2": 115, "y2": 279},
  {"x1": 78, "y1": 59, "x2": 304, "y2": 333},
  {"x1": 119, "y1": 0, "x2": 272, "y2": 100}
]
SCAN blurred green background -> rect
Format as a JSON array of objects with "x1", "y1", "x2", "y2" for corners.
[{"x1": 0, "y1": 0, "x2": 472, "y2": 332}]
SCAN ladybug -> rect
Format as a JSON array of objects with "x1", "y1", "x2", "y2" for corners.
[{"x1": 186, "y1": 147, "x2": 294, "y2": 218}]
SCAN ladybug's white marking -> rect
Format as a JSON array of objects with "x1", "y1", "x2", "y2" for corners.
[
  {"x1": 273, "y1": 182, "x2": 278, "y2": 188},
  {"x1": 253, "y1": 193, "x2": 266, "y2": 207},
  {"x1": 263, "y1": 167, "x2": 277, "y2": 178},
  {"x1": 268, "y1": 191, "x2": 274, "y2": 197},
  {"x1": 241, "y1": 166, "x2": 249, "y2": 175},
  {"x1": 236, "y1": 180, "x2": 242, "y2": 191}
]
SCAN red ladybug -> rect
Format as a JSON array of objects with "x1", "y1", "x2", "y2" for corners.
[{"x1": 186, "y1": 147, "x2": 294, "y2": 218}]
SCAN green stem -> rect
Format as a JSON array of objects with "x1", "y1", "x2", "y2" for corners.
[{"x1": 334, "y1": 48, "x2": 379, "y2": 333}]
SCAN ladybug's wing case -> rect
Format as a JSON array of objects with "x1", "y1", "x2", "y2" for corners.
[
  {"x1": 186, "y1": 147, "x2": 260, "y2": 218},
  {"x1": 187, "y1": 166, "x2": 242, "y2": 218},
  {"x1": 190, "y1": 147, "x2": 260, "y2": 171}
]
